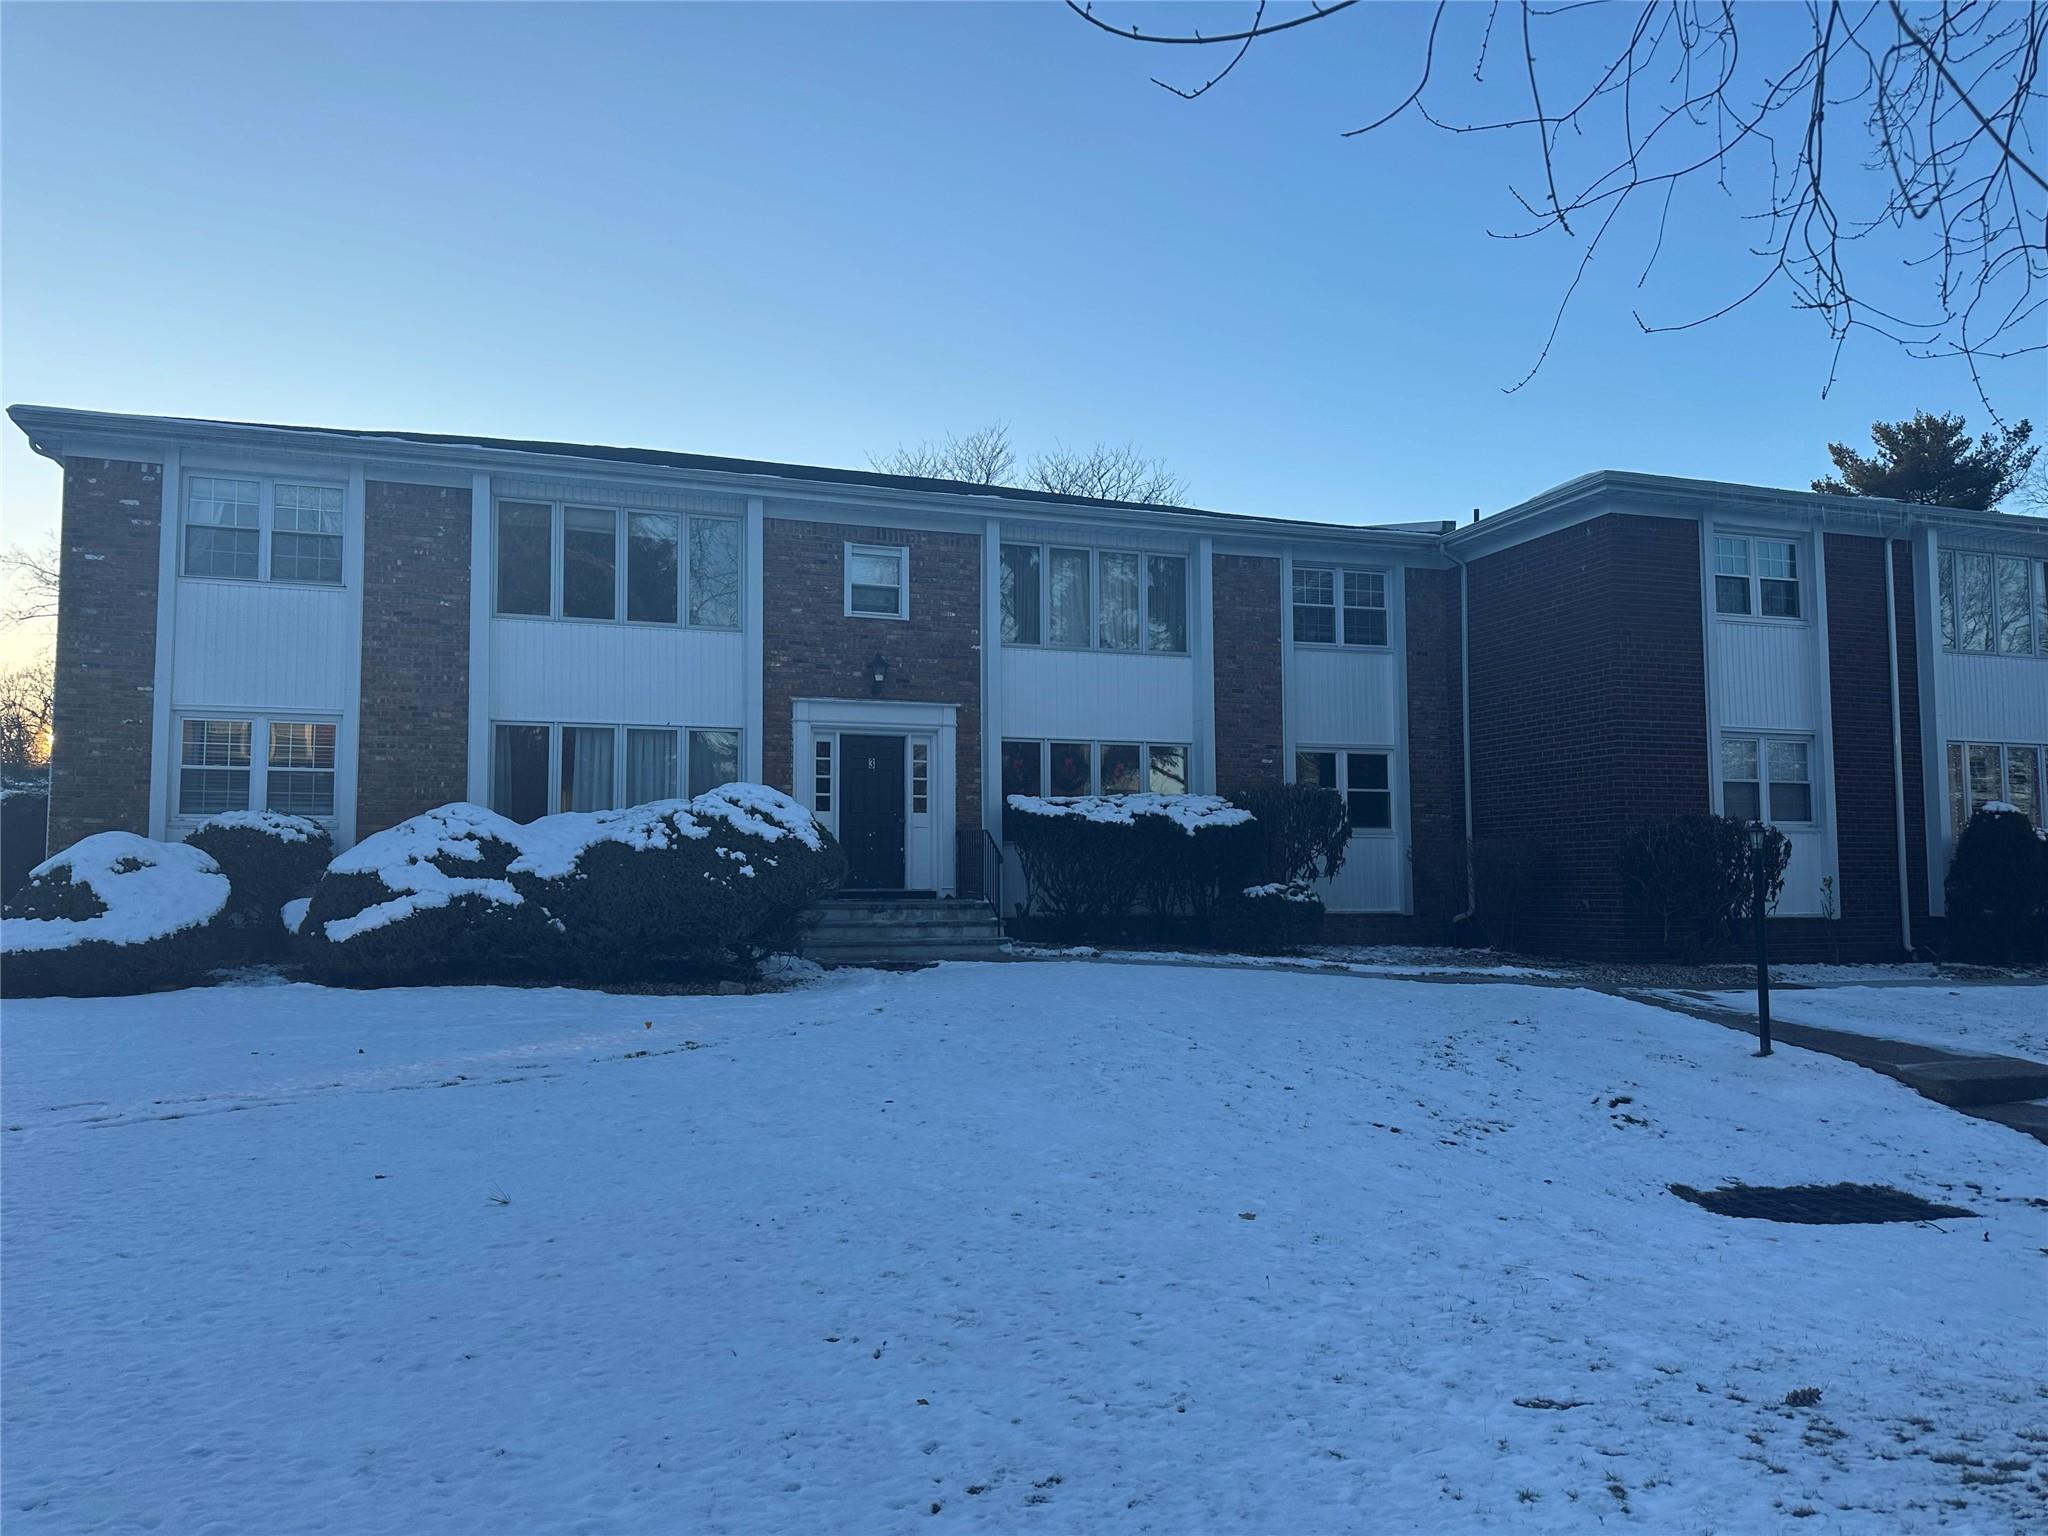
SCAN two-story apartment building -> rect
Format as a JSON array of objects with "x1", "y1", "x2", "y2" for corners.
[{"x1": 11, "y1": 405, "x2": 2045, "y2": 960}]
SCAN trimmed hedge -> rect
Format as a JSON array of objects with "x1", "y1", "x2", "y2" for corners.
[
  {"x1": 2, "y1": 832, "x2": 232, "y2": 997},
  {"x1": 1214, "y1": 882, "x2": 1326, "y2": 953},
  {"x1": 299, "y1": 788, "x2": 845, "y2": 987},
  {"x1": 1944, "y1": 806, "x2": 2048, "y2": 964},
  {"x1": 1234, "y1": 783, "x2": 1349, "y2": 889},
  {"x1": 1619, "y1": 813, "x2": 1791, "y2": 963},
  {"x1": 185, "y1": 812, "x2": 333, "y2": 957}
]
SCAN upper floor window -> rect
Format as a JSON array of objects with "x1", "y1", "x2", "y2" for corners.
[
  {"x1": 999, "y1": 544, "x2": 1187, "y2": 654},
  {"x1": 496, "y1": 499, "x2": 741, "y2": 629},
  {"x1": 846, "y1": 544, "x2": 908, "y2": 618},
  {"x1": 1939, "y1": 550, "x2": 2046, "y2": 657},
  {"x1": 175, "y1": 715, "x2": 337, "y2": 821},
  {"x1": 1720, "y1": 734, "x2": 1813, "y2": 825},
  {"x1": 1292, "y1": 566, "x2": 1389, "y2": 647},
  {"x1": 183, "y1": 473, "x2": 344, "y2": 585},
  {"x1": 1294, "y1": 749, "x2": 1392, "y2": 831},
  {"x1": 1713, "y1": 535, "x2": 1801, "y2": 619}
]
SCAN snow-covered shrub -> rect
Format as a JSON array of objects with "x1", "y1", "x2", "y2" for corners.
[
  {"x1": 1944, "y1": 805, "x2": 2048, "y2": 964},
  {"x1": 1232, "y1": 783, "x2": 1349, "y2": 889},
  {"x1": 1, "y1": 832, "x2": 231, "y2": 996},
  {"x1": 1619, "y1": 814, "x2": 1789, "y2": 962},
  {"x1": 299, "y1": 787, "x2": 843, "y2": 986},
  {"x1": 532, "y1": 786, "x2": 846, "y2": 978},
  {"x1": 185, "y1": 811, "x2": 333, "y2": 956},
  {"x1": 1213, "y1": 882, "x2": 1326, "y2": 953},
  {"x1": 298, "y1": 804, "x2": 568, "y2": 985},
  {"x1": 1008, "y1": 794, "x2": 1256, "y2": 940},
  {"x1": 2, "y1": 773, "x2": 49, "y2": 902}
]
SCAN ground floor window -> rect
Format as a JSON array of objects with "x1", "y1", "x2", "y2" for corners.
[
  {"x1": 1948, "y1": 741, "x2": 2044, "y2": 837},
  {"x1": 175, "y1": 715, "x2": 338, "y2": 822},
  {"x1": 999, "y1": 737, "x2": 1191, "y2": 837},
  {"x1": 1719, "y1": 734, "x2": 1815, "y2": 825},
  {"x1": 1294, "y1": 748, "x2": 1392, "y2": 832},
  {"x1": 490, "y1": 722, "x2": 742, "y2": 822}
]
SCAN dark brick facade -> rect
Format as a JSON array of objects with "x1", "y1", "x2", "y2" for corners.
[
  {"x1": 760, "y1": 519, "x2": 982, "y2": 831},
  {"x1": 1803, "y1": 532, "x2": 1919, "y2": 960},
  {"x1": 1403, "y1": 564, "x2": 1467, "y2": 935},
  {"x1": 1467, "y1": 514, "x2": 1709, "y2": 958},
  {"x1": 1211, "y1": 553, "x2": 1283, "y2": 794},
  {"x1": 356, "y1": 480, "x2": 471, "y2": 838},
  {"x1": 48, "y1": 457, "x2": 162, "y2": 852}
]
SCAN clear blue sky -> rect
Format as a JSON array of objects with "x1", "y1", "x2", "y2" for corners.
[{"x1": 3, "y1": 0, "x2": 2036, "y2": 564}]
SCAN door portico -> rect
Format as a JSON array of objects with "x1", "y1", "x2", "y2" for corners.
[{"x1": 791, "y1": 697, "x2": 959, "y2": 896}]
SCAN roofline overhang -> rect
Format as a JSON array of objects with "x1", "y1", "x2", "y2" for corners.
[
  {"x1": 7, "y1": 404, "x2": 1456, "y2": 556},
  {"x1": 1445, "y1": 467, "x2": 2048, "y2": 556}
]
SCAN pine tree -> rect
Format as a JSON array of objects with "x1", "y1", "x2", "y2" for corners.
[{"x1": 1813, "y1": 411, "x2": 2036, "y2": 510}]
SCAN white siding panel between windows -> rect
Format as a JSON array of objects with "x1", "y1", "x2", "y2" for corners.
[
  {"x1": 489, "y1": 618, "x2": 745, "y2": 726},
  {"x1": 996, "y1": 647, "x2": 1195, "y2": 742},
  {"x1": 1775, "y1": 826, "x2": 1829, "y2": 917},
  {"x1": 1313, "y1": 835, "x2": 1405, "y2": 914},
  {"x1": 1935, "y1": 649, "x2": 2048, "y2": 744},
  {"x1": 172, "y1": 580, "x2": 352, "y2": 712},
  {"x1": 1288, "y1": 647, "x2": 1402, "y2": 749},
  {"x1": 1708, "y1": 618, "x2": 1821, "y2": 732}
]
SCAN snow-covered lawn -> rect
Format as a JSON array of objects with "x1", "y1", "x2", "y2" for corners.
[
  {"x1": 1689, "y1": 984, "x2": 2048, "y2": 1065},
  {"x1": 5, "y1": 965, "x2": 2044, "y2": 1533}
]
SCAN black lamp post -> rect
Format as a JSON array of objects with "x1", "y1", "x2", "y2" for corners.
[{"x1": 1746, "y1": 819, "x2": 1772, "y2": 1057}]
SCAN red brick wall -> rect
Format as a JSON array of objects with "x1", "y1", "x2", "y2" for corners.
[
  {"x1": 1211, "y1": 553, "x2": 1283, "y2": 794},
  {"x1": 1467, "y1": 514, "x2": 1709, "y2": 958},
  {"x1": 760, "y1": 520, "x2": 982, "y2": 831},
  {"x1": 356, "y1": 480, "x2": 471, "y2": 837},
  {"x1": 1814, "y1": 532, "x2": 1917, "y2": 959},
  {"x1": 47, "y1": 457, "x2": 162, "y2": 852},
  {"x1": 1403, "y1": 564, "x2": 1467, "y2": 934}
]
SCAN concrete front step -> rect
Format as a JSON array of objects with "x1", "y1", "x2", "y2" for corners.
[
  {"x1": 804, "y1": 897, "x2": 1009, "y2": 965},
  {"x1": 806, "y1": 940, "x2": 1012, "y2": 965},
  {"x1": 1888, "y1": 1056, "x2": 2048, "y2": 1108}
]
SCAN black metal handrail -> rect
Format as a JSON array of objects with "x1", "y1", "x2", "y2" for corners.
[{"x1": 978, "y1": 827, "x2": 1003, "y2": 921}]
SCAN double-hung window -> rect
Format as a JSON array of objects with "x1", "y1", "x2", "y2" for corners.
[
  {"x1": 998, "y1": 544, "x2": 1188, "y2": 653},
  {"x1": 491, "y1": 722, "x2": 743, "y2": 822},
  {"x1": 1292, "y1": 566, "x2": 1390, "y2": 647},
  {"x1": 1720, "y1": 735, "x2": 1814, "y2": 825},
  {"x1": 1713, "y1": 535, "x2": 1802, "y2": 618},
  {"x1": 1946, "y1": 742, "x2": 2045, "y2": 836},
  {"x1": 495, "y1": 499, "x2": 742, "y2": 628},
  {"x1": 1939, "y1": 550, "x2": 2046, "y2": 656},
  {"x1": 183, "y1": 473, "x2": 345, "y2": 584},
  {"x1": 846, "y1": 544, "x2": 908, "y2": 618},
  {"x1": 1294, "y1": 749, "x2": 1393, "y2": 832},
  {"x1": 175, "y1": 716, "x2": 338, "y2": 822}
]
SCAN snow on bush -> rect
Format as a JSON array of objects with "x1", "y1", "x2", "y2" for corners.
[
  {"x1": 185, "y1": 812, "x2": 333, "y2": 957},
  {"x1": 300, "y1": 787, "x2": 844, "y2": 986},
  {"x1": 1, "y1": 832, "x2": 231, "y2": 996},
  {"x1": 1007, "y1": 792, "x2": 1267, "y2": 941}
]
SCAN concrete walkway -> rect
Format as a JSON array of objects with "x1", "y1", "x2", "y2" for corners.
[{"x1": 1619, "y1": 988, "x2": 2048, "y2": 1146}]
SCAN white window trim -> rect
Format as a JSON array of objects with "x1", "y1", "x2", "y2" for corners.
[
  {"x1": 1718, "y1": 731, "x2": 1820, "y2": 828},
  {"x1": 844, "y1": 542, "x2": 910, "y2": 620},
  {"x1": 181, "y1": 469, "x2": 347, "y2": 588},
  {"x1": 489, "y1": 720, "x2": 745, "y2": 817},
  {"x1": 1290, "y1": 565, "x2": 1392, "y2": 650},
  {"x1": 492, "y1": 498, "x2": 744, "y2": 631},
  {"x1": 1711, "y1": 531, "x2": 1807, "y2": 625},
  {"x1": 1289, "y1": 744, "x2": 1397, "y2": 837},
  {"x1": 1937, "y1": 548, "x2": 2046, "y2": 658},
  {"x1": 997, "y1": 543, "x2": 1191, "y2": 655},
  {"x1": 169, "y1": 711, "x2": 343, "y2": 828}
]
